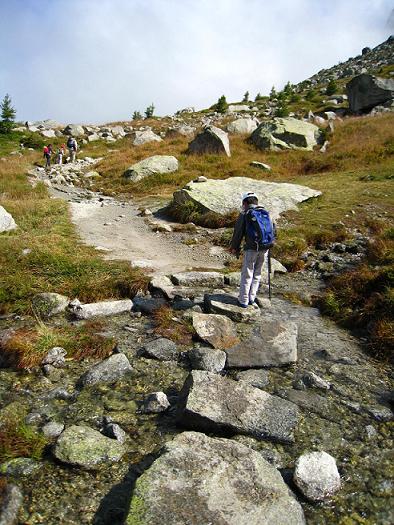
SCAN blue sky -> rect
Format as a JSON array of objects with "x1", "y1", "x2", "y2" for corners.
[{"x1": 0, "y1": 0, "x2": 393, "y2": 123}]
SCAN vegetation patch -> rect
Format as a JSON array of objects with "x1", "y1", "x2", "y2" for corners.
[
  {"x1": 153, "y1": 306, "x2": 195, "y2": 345},
  {"x1": 0, "y1": 418, "x2": 47, "y2": 463},
  {"x1": 1, "y1": 321, "x2": 115, "y2": 369},
  {"x1": 166, "y1": 199, "x2": 238, "y2": 229},
  {"x1": 318, "y1": 226, "x2": 393, "y2": 361}
]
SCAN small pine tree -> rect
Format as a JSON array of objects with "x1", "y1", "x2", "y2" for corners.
[
  {"x1": 144, "y1": 103, "x2": 155, "y2": 119},
  {"x1": 283, "y1": 81, "x2": 293, "y2": 95},
  {"x1": 305, "y1": 89, "x2": 317, "y2": 101},
  {"x1": 255, "y1": 92, "x2": 263, "y2": 101},
  {"x1": 269, "y1": 86, "x2": 277, "y2": 99},
  {"x1": 326, "y1": 78, "x2": 338, "y2": 96},
  {"x1": 216, "y1": 95, "x2": 228, "y2": 114},
  {"x1": 242, "y1": 91, "x2": 249, "y2": 102},
  {"x1": 132, "y1": 110, "x2": 142, "y2": 120},
  {"x1": 275, "y1": 102, "x2": 290, "y2": 117},
  {"x1": 0, "y1": 93, "x2": 16, "y2": 133}
]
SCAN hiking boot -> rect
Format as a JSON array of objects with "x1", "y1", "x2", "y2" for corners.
[
  {"x1": 237, "y1": 300, "x2": 248, "y2": 309},
  {"x1": 248, "y1": 300, "x2": 259, "y2": 308}
]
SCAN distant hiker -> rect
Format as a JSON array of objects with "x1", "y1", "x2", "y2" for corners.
[
  {"x1": 43, "y1": 143, "x2": 53, "y2": 168},
  {"x1": 57, "y1": 144, "x2": 65, "y2": 164},
  {"x1": 67, "y1": 136, "x2": 77, "y2": 162},
  {"x1": 230, "y1": 192, "x2": 276, "y2": 307}
]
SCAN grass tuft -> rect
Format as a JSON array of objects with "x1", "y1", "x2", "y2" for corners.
[
  {"x1": 152, "y1": 306, "x2": 195, "y2": 344},
  {"x1": 0, "y1": 419, "x2": 47, "y2": 463}
]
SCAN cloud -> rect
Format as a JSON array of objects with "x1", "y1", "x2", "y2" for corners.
[{"x1": 0, "y1": 0, "x2": 392, "y2": 123}]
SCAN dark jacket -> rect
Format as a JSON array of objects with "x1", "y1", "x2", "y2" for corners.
[{"x1": 230, "y1": 205, "x2": 275, "y2": 253}]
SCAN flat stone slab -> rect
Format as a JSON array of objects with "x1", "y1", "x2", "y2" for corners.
[
  {"x1": 124, "y1": 155, "x2": 178, "y2": 182},
  {"x1": 173, "y1": 176, "x2": 321, "y2": 221},
  {"x1": 171, "y1": 271, "x2": 224, "y2": 287},
  {"x1": 226, "y1": 319, "x2": 298, "y2": 368},
  {"x1": 138, "y1": 338, "x2": 179, "y2": 361},
  {"x1": 192, "y1": 312, "x2": 239, "y2": 349},
  {"x1": 69, "y1": 299, "x2": 133, "y2": 319},
  {"x1": 204, "y1": 293, "x2": 261, "y2": 322},
  {"x1": 126, "y1": 431, "x2": 306, "y2": 525},
  {"x1": 178, "y1": 370, "x2": 300, "y2": 443},
  {"x1": 54, "y1": 425, "x2": 125, "y2": 469}
]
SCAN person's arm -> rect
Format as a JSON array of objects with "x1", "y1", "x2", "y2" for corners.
[{"x1": 230, "y1": 213, "x2": 245, "y2": 253}]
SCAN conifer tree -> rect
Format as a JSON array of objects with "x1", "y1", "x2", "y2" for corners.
[
  {"x1": 242, "y1": 91, "x2": 249, "y2": 102},
  {"x1": 145, "y1": 103, "x2": 155, "y2": 119},
  {"x1": 0, "y1": 94, "x2": 16, "y2": 133},
  {"x1": 132, "y1": 110, "x2": 142, "y2": 120},
  {"x1": 269, "y1": 86, "x2": 277, "y2": 99},
  {"x1": 216, "y1": 95, "x2": 228, "y2": 113},
  {"x1": 255, "y1": 92, "x2": 262, "y2": 101},
  {"x1": 326, "y1": 78, "x2": 338, "y2": 96}
]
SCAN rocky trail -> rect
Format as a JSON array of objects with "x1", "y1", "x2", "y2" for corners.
[{"x1": 0, "y1": 160, "x2": 392, "y2": 525}]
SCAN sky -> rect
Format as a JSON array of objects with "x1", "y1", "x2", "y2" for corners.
[{"x1": 0, "y1": 0, "x2": 393, "y2": 124}]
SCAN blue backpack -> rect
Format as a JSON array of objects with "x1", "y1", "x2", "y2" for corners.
[{"x1": 246, "y1": 207, "x2": 275, "y2": 248}]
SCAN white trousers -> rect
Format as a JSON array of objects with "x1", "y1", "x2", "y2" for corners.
[
  {"x1": 69, "y1": 149, "x2": 76, "y2": 162},
  {"x1": 238, "y1": 250, "x2": 267, "y2": 306}
]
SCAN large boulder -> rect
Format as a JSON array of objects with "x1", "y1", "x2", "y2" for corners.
[
  {"x1": 0, "y1": 205, "x2": 17, "y2": 233},
  {"x1": 294, "y1": 451, "x2": 341, "y2": 501},
  {"x1": 249, "y1": 117, "x2": 321, "y2": 151},
  {"x1": 132, "y1": 130, "x2": 162, "y2": 146},
  {"x1": 192, "y1": 312, "x2": 239, "y2": 349},
  {"x1": 0, "y1": 484, "x2": 23, "y2": 525},
  {"x1": 126, "y1": 432, "x2": 306, "y2": 525},
  {"x1": 124, "y1": 155, "x2": 178, "y2": 182},
  {"x1": 78, "y1": 353, "x2": 132, "y2": 387},
  {"x1": 173, "y1": 176, "x2": 321, "y2": 221},
  {"x1": 188, "y1": 346, "x2": 227, "y2": 373},
  {"x1": 225, "y1": 320, "x2": 298, "y2": 368},
  {"x1": 54, "y1": 425, "x2": 125, "y2": 469},
  {"x1": 346, "y1": 74, "x2": 394, "y2": 113},
  {"x1": 186, "y1": 126, "x2": 230, "y2": 157},
  {"x1": 204, "y1": 293, "x2": 261, "y2": 323},
  {"x1": 178, "y1": 370, "x2": 300, "y2": 443},
  {"x1": 63, "y1": 124, "x2": 85, "y2": 137},
  {"x1": 227, "y1": 118, "x2": 258, "y2": 134}
]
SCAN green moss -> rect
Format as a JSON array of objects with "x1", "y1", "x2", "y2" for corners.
[{"x1": 126, "y1": 480, "x2": 149, "y2": 525}]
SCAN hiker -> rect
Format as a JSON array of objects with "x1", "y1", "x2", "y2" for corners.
[
  {"x1": 230, "y1": 192, "x2": 276, "y2": 308},
  {"x1": 43, "y1": 143, "x2": 53, "y2": 168},
  {"x1": 67, "y1": 136, "x2": 77, "y2": 162},
  {"x1": 57, "y1": 144, "x2": 65, "y2": 164}
]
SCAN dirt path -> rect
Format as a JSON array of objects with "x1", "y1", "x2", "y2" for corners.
[{"x1": 50, "y1": 185, "x2": 227, "y2": 274}]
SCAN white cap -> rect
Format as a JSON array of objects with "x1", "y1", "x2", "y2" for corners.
[{"x1": 241, "y1": 191, "x2": 258, "y2": 203}]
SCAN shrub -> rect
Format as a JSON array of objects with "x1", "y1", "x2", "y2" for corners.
[
  {"x1": 326, "y1": 78, "x2": 338, "y2": 96},
  {"x1": 216, "y1": 95, "x2": 228, "y2": 114}
]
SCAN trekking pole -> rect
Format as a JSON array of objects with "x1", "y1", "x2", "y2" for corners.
[{"x1": 267, "y1": 248, "x2": 272, "y2": 300}]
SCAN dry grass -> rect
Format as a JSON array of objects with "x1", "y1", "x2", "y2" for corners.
[
  {"x1": 1, "y1": 321, "x2": 115, "y2": 369},
  {"x1": 0, "y1": 419, "x2": 47, "y2": 463},
  {"x1": 153, "y1": 306, "x2": 195, "y2": 344}
]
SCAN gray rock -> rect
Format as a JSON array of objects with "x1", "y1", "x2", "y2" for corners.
[
  {"x1": 40, "y1": 129, "x2": 56, "y2": 138},
  {"x1": 78, "y1": 353, "x2": 132, "y2": 387},
  {"x1": 186, "y1": 125, "x2": 230, "y2": 157},
  {"x1": 42, "y1": 347, "x2": 67, "y2": 368},
  {"x1": 0, "y1": 206, "x2": 17, "y2": 233},
  {"x1": 0, "y1": 458, "x2": 42, "y2": 477},
  {"x1": 365, "y1": 425, "x2": 377, "y2": 439},
  {"x1": 166, "y1": 125, "x2": 195, "y2": 137},
  {"x1": 250, "y1": 161, "x2": 272, "y2": 171},
  {"x1": 250, "y1": 117, "x2": 321, "y2": 151},
  {"x1": 235, "y1": 369, "x2": 270, "y2": 389},
  {"x1": 83, "y1": 170, "x2": 100, "y2": 178},
  {"x1": 31, "y1": 292, "x2": 69, "y2": 317},
  {"x1": 298, "y1": 371, "x2": 331, "y2": 390},
  {"x1": 226, "y1": 320, "x2": 298, "y2": 369},
  {"x1": 139, "y1": 338, "x2": 178, "y2": 361},
  {"x1": 192, "y1": 312, "x2": 239, "y2": 349},
  {"x1": 173, "y1": 176, "x2": 321, "y2": 222},
  {"x1": 69, "y1": 298, "x2": 133, "y2": 319},
  {"x1": 124, "y1": 155, "x2": 178, "y2": 182},
  {"x1": 149, "y1": 275, "x2": 176, "y2": 299},
  {"x1": 171, "y1": 271, "x2": 224, "y2": 287},
  {"x1": 188, "y1": 346, "x2": 227, "y2": 373},
  {"x1": 103, "y1": 423, "x2": 127, "y2": 443},
  {"x1": 227, "y1": 118, "x2": 258, "y2": 134},
  {"x1": 63, "y1": 124, "x2": 85, "y2": 137},
  {"x1": 227, "y1": 104, "x2": 251, "y2": 112},
  {"x1": 132, "y1": 296, "x2": 166, "y2": 314},
  {"x1": 132, "y1": 130, "x2": 162, "y2": 146},
  {"x1": 87, "y1": 133, "x2": 100, "y2": 142},
  {"x1": 142, "y1": 391, "x2": 170, "y2": 413},
  {"x1": 294, "y1": 451, "x2": 341, "y2": 501},
  {"x1": 178, "y1": 370, "x2": 300, "y2": 443},
  {"x1": 0, "y1": 484, "x2": 23, "y2": 525},
  {"x1": 204, "y1": 293, "x2": 261, "y2": 323},
  {"x1": 346, "y1": 74, "x2": 394, "y2": 113},
  {"x1": 126, "y1": 431, "x2": 306, "y2": 525},
  {"x1": 42, "y1": 421, "x2": 65, "y2": 438},
  {"x1": 54, "y1": 425, "x2": 125, "y2": 469}
]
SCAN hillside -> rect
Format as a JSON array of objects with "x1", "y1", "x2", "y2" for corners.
[{"x1": 0, "y1": 36, "x2": 393, "y2": 525}]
